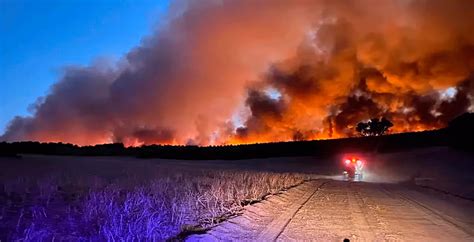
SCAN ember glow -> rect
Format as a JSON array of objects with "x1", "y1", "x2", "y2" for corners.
[{"x1": 2, "y1": 0, "x2": 474, "y2": 146}]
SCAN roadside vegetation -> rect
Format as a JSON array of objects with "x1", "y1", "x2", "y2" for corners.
[{"x1": 1, "y1": 167, "x2": 310, "y2": 240}]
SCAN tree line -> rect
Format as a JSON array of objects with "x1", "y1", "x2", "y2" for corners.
[{"x1": 0, "y1": 113, "x2": 472, "y2": 159}]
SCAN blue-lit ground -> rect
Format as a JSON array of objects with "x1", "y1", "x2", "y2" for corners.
[
  {"x1": 0, "y1": 155, "x2": 310, "y2": 240},
  {"x1": 1, "y1": 147, "x2": 473, "y2": 240}
]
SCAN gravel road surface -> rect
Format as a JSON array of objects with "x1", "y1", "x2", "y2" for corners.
[{"x1": 188, "y1": 180, "x2": 474, "y2": 241}]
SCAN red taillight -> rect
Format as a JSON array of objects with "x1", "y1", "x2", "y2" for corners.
[
  {"x1": 357, "y1": 160, "x2": 363, "y2": 166},
  {"x1": 345, "y1": 159, "x2": 351, "y2": 165}
]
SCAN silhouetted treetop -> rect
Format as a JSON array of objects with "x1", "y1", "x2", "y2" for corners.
[{"x1": 356, "y1": 117, "x2": 393, "y2": 136}]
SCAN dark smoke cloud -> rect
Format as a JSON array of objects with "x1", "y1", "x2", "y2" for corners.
[
  {"x1": 130, "y1": 128, "x2": 175, "y2": 145},
  {"x1": 2, "y1": 0, "x2": 474, "y2": 145},
  {"x1": 235, "y1": 88, "x2": 286, "y2": 139},
  {"x1": 2, "y1": 0, "x2": 316, "y2": 145},
  {"x1": 2, "y1": 65, "x2": 116, "y2": 144},
  {"x1": 233, "y1": 0, "x2": 474, "y2": 142}
]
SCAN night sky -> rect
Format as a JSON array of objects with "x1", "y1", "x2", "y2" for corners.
[{"x1": 0, "y1": 0, "x2": 170, "y2": 133}]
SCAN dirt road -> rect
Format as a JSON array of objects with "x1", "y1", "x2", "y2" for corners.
[{"x1": 187, "y1": 180, "x2": 474, "y2": 241}]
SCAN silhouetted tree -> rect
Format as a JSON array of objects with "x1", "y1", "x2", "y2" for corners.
[
  {"x1": 356, "y1": 117, "x2": 393, "y2": 136},
  {"x1": 356, "y1": 122, "x2": 369, "y2": 135},
  {"x1": 292, "y1": 130, "x2": 305, "y2": 141}
]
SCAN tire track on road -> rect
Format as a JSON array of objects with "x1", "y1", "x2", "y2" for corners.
[
  {"x1": 188, "y1": 180, "x2": 473, "y2": 241},
  {"x1": 346, "y1": 182, "x2": 376, "y2": 241},
  {"x1": 186, "y1": 180, "x2": 327, "y2": 241},
  {"x1": 257, "y1": 180, "x2": 329, "y2": 241},
  {"x1": 278, "y1": 181, "x2": 367, "y2": 241},
  {"x1": 353, "y1": 183, "x2": 405, "y2": 240},
  {"x1": 382, "y1": 185, "x2": 474, "y2": 238},
  {"x1": 374, "y1": 184, "x2": 473, "y2": 241}
]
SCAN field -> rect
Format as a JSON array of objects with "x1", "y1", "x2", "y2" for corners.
[
  {"x1": 0, "y1": 155, "x2": 314, "y2": 240},
  {"x1": 1, "y1": 146, "x2": 473, "y2": 240}
]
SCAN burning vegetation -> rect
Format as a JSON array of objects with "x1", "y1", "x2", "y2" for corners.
[{"x1": 1, "y1": 0, "x2": 474, "y2": 146}]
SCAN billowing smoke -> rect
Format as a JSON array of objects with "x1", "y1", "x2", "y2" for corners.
[
  {"x1": 229, "y1": 0, "x2": 474, "y2": 143},
  {"x1": 2, "y1": 0, "x2": 474, "y2": 146}
]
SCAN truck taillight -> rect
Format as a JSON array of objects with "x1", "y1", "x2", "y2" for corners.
[{"x1": 345, "y1": 159, "x2": 351, "y2": 165}]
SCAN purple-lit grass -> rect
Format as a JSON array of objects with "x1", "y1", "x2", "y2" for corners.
[{"x1": 1, "y1": 170, "x2": 309, "y2": 240}]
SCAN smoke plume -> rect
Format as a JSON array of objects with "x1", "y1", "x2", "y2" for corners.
[{"x1": 2, "y1": 0, "x2": 474, "y2": 146}]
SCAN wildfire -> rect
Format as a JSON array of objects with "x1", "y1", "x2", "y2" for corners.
[{"x1": 1, "y1": 0, "x2": 473, "y2": 146}]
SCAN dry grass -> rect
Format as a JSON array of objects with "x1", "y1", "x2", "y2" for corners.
[{"x1": 1, "y1": 166, "x2": 310, "y2": 240}]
